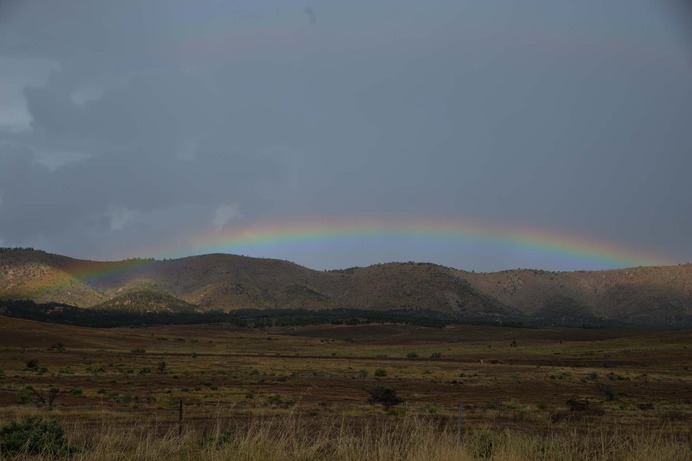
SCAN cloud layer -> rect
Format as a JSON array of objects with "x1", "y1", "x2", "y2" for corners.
[{"x1": 1, "y1": 0, "x2": 691, "y2": 270}]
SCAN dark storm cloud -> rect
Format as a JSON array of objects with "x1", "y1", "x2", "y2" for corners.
[
  {"x1": 305, "y1": 7, "x2": 316, "y2": 26},
  {"x1": 0, "y1": 0, "x2": 296, "y2": 257},
  {"x1": 0, "y1": 0, "x2": 691, "y2": 269},
  {"x1": 666, "y1": 0, "x2": 692, "y2": 56}
]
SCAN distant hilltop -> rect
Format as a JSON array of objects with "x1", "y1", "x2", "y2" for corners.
[{"x1": 1, "y1": 248, "x2": 691, "y2": 328}]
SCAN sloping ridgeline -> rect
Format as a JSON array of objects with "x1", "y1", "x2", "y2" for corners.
[{"x1": 1, "y1": 248, "x2": 691, "y2": 328}]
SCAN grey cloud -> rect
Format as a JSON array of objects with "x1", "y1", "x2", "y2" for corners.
[
  {"x1": 0, "y1": 0, "x2": 690, "y2": 270},
  {"x1": 305, "y1": 7, "x2": 316, "y2": 26}
]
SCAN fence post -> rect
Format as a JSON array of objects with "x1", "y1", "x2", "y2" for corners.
[
  {"x1": 457, "y1": 401, "x2": 462, "y2": 446},
  {"x1": 178, "y1": 399, "x2": 184, "y2": 436}
]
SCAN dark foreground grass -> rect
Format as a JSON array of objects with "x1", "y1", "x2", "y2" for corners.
[{"x1": 0, "y1": 413, "x2": 690, "y2": 461}]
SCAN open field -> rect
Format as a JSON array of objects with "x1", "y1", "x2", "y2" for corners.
[{"x1": 0, "y1": 316, "x2": 690, "y2": 459}]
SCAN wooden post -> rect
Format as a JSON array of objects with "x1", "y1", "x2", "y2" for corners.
[
  {"x1": 457, "y1": 401, "x2": 462, "y2": 446},
  {"x1": 178, "y1": 399, "x2": 183, "y2": 436}
]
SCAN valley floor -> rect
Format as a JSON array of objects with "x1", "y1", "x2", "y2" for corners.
[{"x1": 0, "y1": 317, "x2": 690, "y2": 459}]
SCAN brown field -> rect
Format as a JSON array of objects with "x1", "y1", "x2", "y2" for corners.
[{"x1": 0, "y1": 316, "x2": 690, "y2": 460}]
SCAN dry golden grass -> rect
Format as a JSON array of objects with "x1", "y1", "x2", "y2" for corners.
[{"x1": 0, "y1": 412, "x2": 689, "y2": 461}]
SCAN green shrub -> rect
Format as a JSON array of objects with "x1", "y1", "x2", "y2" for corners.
[
  {"x1": 366, "y1": 386, "x2": 404, "y2": 407},
  {"x1": 374, "y1": 368, "x2": 387, "y2": 377},
  {"x1": 358, "y1": 369, "x2": 369, "y2": 378},
  {"x1": 203, "y1": 429, "x2": 235, "y2": 448},
  {"x1": 267, "y1": 394, "x2": 285, "y2": 406},
  {"x1": 406, "y1": 352, "x2": 419, "y2": 358},
  {"x1": 483, "y1": 399, "x2": 499, "y2": 410},
  {"x1": 385, "y1": 406, "x2": 405, "y2": 416},
  {"x1": 637, "y1": 403, "x2": 654, "y2": 410},
  {"x1": 0, "y1": 416, "x2": 76, "y2": 456},
  {"x1": 48, "y1": 343, "x2": 65, "y2": 352}
]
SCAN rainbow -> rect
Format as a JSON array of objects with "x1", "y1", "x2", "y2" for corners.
[
  {"x1": 177, "y1": 215, "x2": 675, "y2": 270},
  {"x1": 0, "y1": 253, "x2": 162, "y2": 301},
  {"x1": 1, "y1": 215, "x2": 677, "y2": 301}
]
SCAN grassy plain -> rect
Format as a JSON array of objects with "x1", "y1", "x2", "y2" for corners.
[{"x1": 0, "y1": 316, "x2": 690, "y2": 459}]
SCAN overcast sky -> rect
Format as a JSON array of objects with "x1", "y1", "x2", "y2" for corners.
[{"x1": 1, "y1": 0, "x2": 691, "y2": 272}]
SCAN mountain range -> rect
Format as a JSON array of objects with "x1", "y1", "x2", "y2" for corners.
[{"x1": 1, "y1": 248, "x2": 691, "y2": 328}]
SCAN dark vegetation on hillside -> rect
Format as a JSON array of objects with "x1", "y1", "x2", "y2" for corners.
[
  {"x1": 0, "y1": 299, "x2": 644, "y2": 330},
  {"x1": 0, "y1": 299, "x2": 459, "y2": 328}
]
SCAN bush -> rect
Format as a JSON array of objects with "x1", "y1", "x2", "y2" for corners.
[
  {"x1": 0, "y1": 416, "x2": 76, "y2": 456},
  {"x1": 203, "y1": 429, "x2": 235, "y2": 448},
  {"x1": 19, "y1": 386, "x2": 62, "y2": 409},
  {"x1": 483, "y1": 399, "x2": 499, "y2": 410},
  {"x1": 374, "y1": 368, "x2": 387, "y2": 377},
  {"x1": 48, "y1": 343, "x2": 65, "y2": 352},
  {"x1": 367, "y1": 386, "x2": 404, "y2": 407},
  {"x1": 267, "y1": 394, "x2": 285, "y2": 407}
]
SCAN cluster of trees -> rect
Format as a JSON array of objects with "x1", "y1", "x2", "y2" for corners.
[
  {"x1": 1, "y1": 299, "x2": 638, "y2": 329},
  {"x1": 0, "y1": 299, "x2": 454, "y2": 328}
]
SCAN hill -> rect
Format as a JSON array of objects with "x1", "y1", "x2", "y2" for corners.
[
  {"x1": 460, "y1": 266, "x2": 692, "y2": 327},
  {"x1": 91, "y1": 290, "x2": 199, "y2": 313},
  {"x1": 1, "y1": 248, "x2": 691, "y2": 327},
  {"x1": 0, "y1": 248, "x2": 107, "y2": 306}
]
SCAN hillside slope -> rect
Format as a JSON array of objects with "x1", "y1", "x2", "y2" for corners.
[
  {"x1": 461, "y1": 266, "x2": 692, "y2": 327},
  {"x1": 1, "y1": 248, "x2": 691, "y2": 327},
  {"x1": 92, "y1": 290, "x2": 199, "y2": 313},
  {"x1": 0, "y1": 249, "x2": 107, "y2": 306}
]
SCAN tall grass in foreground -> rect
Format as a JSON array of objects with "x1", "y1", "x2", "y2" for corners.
[{"x1": 1, "y1": 414, "x2": 689, "y2": 461}]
